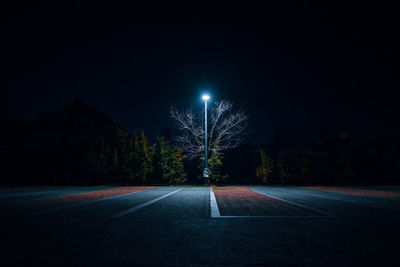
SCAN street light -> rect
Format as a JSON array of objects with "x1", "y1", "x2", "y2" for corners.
[
  {"x1": 202, "y1": 94, "x2": 210, "y2": 186},
  {"x1": 202, "y1": 95, "x2": 210, "y2": 101}
]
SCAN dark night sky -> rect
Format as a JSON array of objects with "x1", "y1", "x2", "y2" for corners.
[{"x1": 1, "y1": 2, "x2": 399, "y2": 145}]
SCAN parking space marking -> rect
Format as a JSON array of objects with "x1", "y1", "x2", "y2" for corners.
[
  {"x1": 210, "y1": 189, "x2": 221, "y2": 218},
  {"x1": 280, "y1": 188, "x2": 400, "y2": 213},
  {"x1": 251, "y1": 189, "x2": 338, "y2": 217},
  {"x1": 211, "y1": 187, "x2": 337, "y2": 218},
  {"x1": 112, "y1": 189, "x2": 183, "y2": 218},
  {"x1": 212, "y1": 215, "x2": 331, "y2": 218},
  {"x1": 29, "y1": 189, "x2": 155, "y2": 217}
]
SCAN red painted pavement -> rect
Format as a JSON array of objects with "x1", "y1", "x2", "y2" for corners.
[
  {"x1": 213, "y1": 187, "x2": 321, "y2": 216},
  {"x1": 0, "y1": 186, "x2": 156, "y2": 217}
]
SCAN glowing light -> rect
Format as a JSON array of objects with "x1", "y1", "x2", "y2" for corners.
[{"x1": 202, "y1": 94, "x2": 210, "y2": 101}]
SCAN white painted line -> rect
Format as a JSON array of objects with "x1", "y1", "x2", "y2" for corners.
[
  {"x1": 210, "y1": 188, "x2": 334, "y2": 219},
  {"x1": 30, "y1": 189, "x2": 155, "y2": 217},
  {"x1": 213, "y1": 215, "x2": 330, "y2": 218},
  {"x1": 286, "y1": 188, "x2": 400, "y2": 213},
  {"x1": 210, "y1": 189, "x2": 221, "y2": 218},
  {"x1": 251, "y1": 189, "x2": 337, "y2": 217},
  {"x1": 112, "y1": 188, "x2": 183, "y2": 218}
]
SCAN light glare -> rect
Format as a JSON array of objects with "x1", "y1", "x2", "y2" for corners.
[{"x1": 202, "y1": 94, "x2": 210, "y2": 101}]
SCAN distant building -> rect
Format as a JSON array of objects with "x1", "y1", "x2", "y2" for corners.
[
  {"x1": 0, "y1": 100, "x2": 121, "y2": 185},
  {"x1": 36, "y1": 100, "x2": 121, "y2": 152}
]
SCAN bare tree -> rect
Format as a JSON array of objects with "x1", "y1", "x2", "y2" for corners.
[{"x1": 170, "y1": 100, "x2": 248, "y2": 159}]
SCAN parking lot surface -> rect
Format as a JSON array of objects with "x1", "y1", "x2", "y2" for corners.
[{"x1": 1, "y1": 185, "x2": 399, "y2": 265}]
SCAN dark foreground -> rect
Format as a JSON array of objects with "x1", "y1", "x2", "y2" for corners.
[{"x1": 1, "y1": 185, "x2": 400, "y2": 266}]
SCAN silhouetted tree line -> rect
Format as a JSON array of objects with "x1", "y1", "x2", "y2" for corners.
[
  {"x1": 0, "y1": 123, "x2": 188, "y2": 185},
  {"x1": 1, "y1": 100, "x2": 399, "y2": 186},
  {"x1": 2, "y1": 123, "x2": 400, "y2": 185},
  {"x1": 83, "y1": 127, "x2": 231, "y2": 186},
  {"x1": 253, "y1": 138, "x2": 400, "y2": 185},
  {"x1": 82, "y1": 128, "x2": 188, "y2": 185}
]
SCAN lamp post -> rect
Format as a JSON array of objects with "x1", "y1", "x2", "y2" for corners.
[{"x1": 202, "y1": 94, "x2": 210, "y2": 186}]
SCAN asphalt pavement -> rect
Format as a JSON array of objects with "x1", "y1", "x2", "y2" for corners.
[{"x1": 1, "y1": 186, "x2": 399, "y2": 266}]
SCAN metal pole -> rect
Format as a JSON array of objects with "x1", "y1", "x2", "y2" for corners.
[{"x1": 204, "y1": 100, "x2": 208, "y2": 186}]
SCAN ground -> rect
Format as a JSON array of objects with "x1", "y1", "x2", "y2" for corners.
[{"x1": 1, "y1": 185, "x2": 400, "y2": 266}]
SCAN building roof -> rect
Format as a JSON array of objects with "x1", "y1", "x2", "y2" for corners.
[{"x1": 39, "y1": 100, "x2": 113, "y2": 122}]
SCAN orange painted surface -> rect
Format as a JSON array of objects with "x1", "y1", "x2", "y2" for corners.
[
  {"x1": 301, "y1": 186, "x2": 400, "y2": 199},
  {"x1": 213, "y1": 187, "x2": 321, "y2": 216},
  {"x1": 0, "y1": 186, "x2": 156, "y2": 217},
  {"x1": 49, "y1": 186, "x2": 156, "y2": 203}
]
